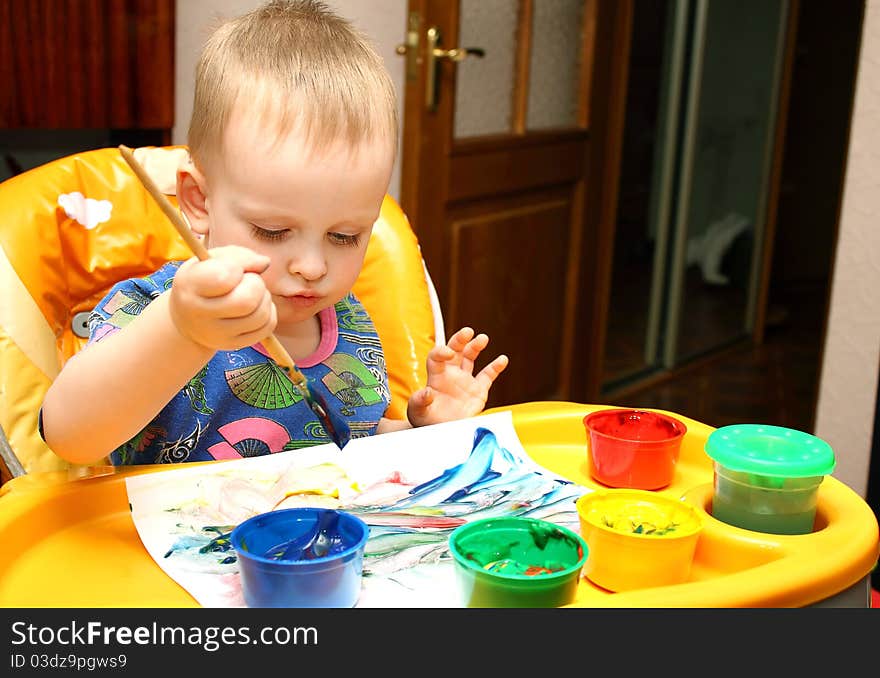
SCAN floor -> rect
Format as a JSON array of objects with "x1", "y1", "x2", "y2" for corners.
[{"x1": 609, "y1": 279, "x2": 822, "y2": 433}]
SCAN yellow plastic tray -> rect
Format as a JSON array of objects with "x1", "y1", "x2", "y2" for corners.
[{"x1": 0, "y1": 402, "x2": 877, "y2": 607}]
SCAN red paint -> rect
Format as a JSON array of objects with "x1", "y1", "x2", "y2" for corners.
[
  {"x1": 524, "y1": 565, "x2": 561, "y2": 576},
  {"x1": 584, "y1": 409, "x2": 687, "y2": 490}
]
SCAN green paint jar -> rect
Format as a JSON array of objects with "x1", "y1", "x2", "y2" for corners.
[
  {"x1": 705, "y1": 424, "x2": 836, "y2": 535},
  {"x1": 448, "y1": 516, "x2": 588, "y2": 608}
]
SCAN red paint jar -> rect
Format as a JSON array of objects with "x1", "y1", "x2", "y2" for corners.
[{"x1": 583, "y1": 408, "x2": 687, "y2": 490}]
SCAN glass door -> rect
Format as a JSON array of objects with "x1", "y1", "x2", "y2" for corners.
[
  {"x1": 665, "y1": 0, "x2": 789, "y2": 365},
  {"x1": 602, "y1": 0, "x2": 790, "y2": 391}
]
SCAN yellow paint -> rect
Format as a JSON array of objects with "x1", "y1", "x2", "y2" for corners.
[
  {"x1": 582, "y1": 491, "x2": 703, "y2": 537},
  {"x1": 271, "y1": 462, "x2": 359, "y2": 508}
]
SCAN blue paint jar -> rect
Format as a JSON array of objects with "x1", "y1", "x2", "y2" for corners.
[{"x1": 231, "y1": 508, "x2": 369, "y2": 608}]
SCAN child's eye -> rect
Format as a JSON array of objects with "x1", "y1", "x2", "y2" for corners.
[
  {"x1": 328, "y1": 232, "x2": 362, "y2": 247},
  {"x1": 250, "y1": 224, "x2": 289, "y2": 242}
]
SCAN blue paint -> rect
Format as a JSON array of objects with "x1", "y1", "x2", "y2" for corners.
[
  {"x1": 231, "y1": 508, "x2": 369, "y2": 608},
  {"x1": 273, "y1": 509, "x2": 341, "y2": 560}
]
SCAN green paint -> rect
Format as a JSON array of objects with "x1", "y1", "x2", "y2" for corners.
[
  {"x1": 457, "y1": 522, "x2": 583, "y2": 578},
  {"x1": 449, "y1": 517, "x2": 589, "y2": 608},
  {"x1": 712, "y1": 467, "x2": 821, "y2": 535}
]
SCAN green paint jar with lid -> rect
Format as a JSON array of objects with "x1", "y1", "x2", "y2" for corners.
[{"x1": 705, "y1": 424, "x2": 836, "y2": 535}]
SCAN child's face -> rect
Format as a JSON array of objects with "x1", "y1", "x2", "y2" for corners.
[{"x1": 195, "y1": 114, "x2": 394, "y2": 330}]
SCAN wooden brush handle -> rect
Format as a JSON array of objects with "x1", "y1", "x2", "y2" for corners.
[
  {"x1": 118, "y1": 145, "x2": 305, "y2": 380},
  {"x1": 118, "y1": 145, "x2": 209, "y2": 259}
]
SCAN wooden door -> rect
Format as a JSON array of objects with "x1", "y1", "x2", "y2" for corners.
[
  {"x1": 398, "y1": 0, "x2": 629, "y2": 408},
  {"x1": 0, "y1": 0, "x2": 175, "y2": 129}
]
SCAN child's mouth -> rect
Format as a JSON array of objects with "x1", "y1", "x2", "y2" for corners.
[{"x1": 283, "y1": 293, "x2": 320, "y2": 308}]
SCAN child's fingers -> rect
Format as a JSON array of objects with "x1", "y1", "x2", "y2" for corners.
[
  {"x1": 425, "y1": 345, "x2": 455, "y2": 376},
  {"x1": 406, "y1": 387, "x2": 434, "y2": 424},
  {"x1": 184, "y1": 258, "x2": 243, "y2": 298},
  {"x1": 210, "y1": 245, "x2": 272, "y2": 273},
  {"x1": 223, "y1": 286, "x2": 274, "y2": 330},
  {"x1": 475, "y1": 354, "x2": 509, "y2": 389},
  {"x1": 223, "y1": 319, "x2": 276, "y2": 350},
  {"x1": 191, "y1": 246, "x2": 270, "y2": 298},
  {"x1": 225, "y1": 272, "x2": 271, "y2": 318},
  {"x1": 415, "y1": 386, "x2": 434, "y2": 408},
  {"x1": 459, "y1": 333, "x2": 489, "y2": 374},
  {"x1": 446, "y1": 327, "x2": 475, "y2": 355}
]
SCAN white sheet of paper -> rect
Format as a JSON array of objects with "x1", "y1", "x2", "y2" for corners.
[{"x1": 125, "y1": 410, "x2": 589, "y2": 607}]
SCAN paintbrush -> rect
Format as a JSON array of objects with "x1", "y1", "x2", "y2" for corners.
[{"x1": 118, "y1": 145, "x2": 352, "y2": 449}]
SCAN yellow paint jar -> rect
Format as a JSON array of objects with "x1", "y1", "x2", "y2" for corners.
[{"x1": 576, "y1": 489, "x2": 704, "y2": 592}]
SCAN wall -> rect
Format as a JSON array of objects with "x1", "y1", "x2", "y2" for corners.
[
  {"x1": 173, "y1": 0, "x2": 407, "y2": 199},
  {"x1": 770, "y1": 2, "x2": 863, "y2": 289},
  {"x1": 815, "y1": 0, "x2": 880, "y2": 497}
]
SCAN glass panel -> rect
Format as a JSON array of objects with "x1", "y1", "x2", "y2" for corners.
[
  {"x1": 601, "y1": 0, "x2": 677, "y2": 386},
  {"x1": 527, "y1": 0, "x2": 584, "y2": 130},
  {"x1": 669, "y1": 0, "x2": 788, "y2": 364},
  {"x1": 601, "y1": 0, "x2": 789, "y2": 391},
  {"x1": 454, "y1": 0, "x2": 518, "y2": 139}
]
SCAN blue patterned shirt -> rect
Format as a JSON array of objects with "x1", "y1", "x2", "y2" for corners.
[{"x1": 82, "y1": 261, "x2": 390, "y2": 464}]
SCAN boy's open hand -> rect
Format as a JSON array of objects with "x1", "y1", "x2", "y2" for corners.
[
  {"x1": 406, "y1": 327, "x2": 509, "y2": 428},
  {"x1": 169, "y1": 245, "x2": 277, "y2": 351}
]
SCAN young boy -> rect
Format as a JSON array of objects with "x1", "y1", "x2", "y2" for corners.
[{"x1": 40, "y1": 0, "x2": 508, "y2": 465}]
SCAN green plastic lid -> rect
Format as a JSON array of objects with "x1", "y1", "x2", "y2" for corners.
[{"x1": 705, "y1": 424, "x2": 836, "y2": 477}]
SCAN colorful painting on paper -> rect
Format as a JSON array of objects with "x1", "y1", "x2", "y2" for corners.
[{"x1": 125, "y1": 411, "x2": 590, "y2": 607}]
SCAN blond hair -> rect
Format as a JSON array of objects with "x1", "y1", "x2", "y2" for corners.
[{"x1": 188, "y1": 0, "x2": 398, "y2": 166}]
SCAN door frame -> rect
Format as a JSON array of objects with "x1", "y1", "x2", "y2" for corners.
[
  {"x1": 398, "y1": 0, "x2": 603, "y2": 405},
  {"x1": 570, "y1": 0, "x2": 634, "y2": 402}
]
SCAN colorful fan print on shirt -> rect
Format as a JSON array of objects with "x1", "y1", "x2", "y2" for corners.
[
  {"x1": 280, "y1": 420, "x2": 377, "y2": 451},
  {"x1": 116, "y1": 423, "x2": 167, "y2": 464},
  {"x1": 225, "y1": 361, "x2": 301, "y2": 409},
  {"x1": 335, "y1": 295, "x2": 377, "y2": 333},
  {"x1": 156, "y1": 420, "x2": 205, "y2": 463},
  {"x1": 183, "y1": 365, "x2": 212, "y2": 415},
  {"x1": 92, "y1": 289, "x2": 151, "y2": 339},
  {"x1": 282, "y1": 421, "x2": 332, "y2": 450},
  {"x1": 321, "y1": 353, "x2": 383, "y2": 415},
  {"x1": 208, "y1": 417, "x2": 293, "y2": 460}
]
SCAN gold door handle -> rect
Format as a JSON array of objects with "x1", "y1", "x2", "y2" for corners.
[
  {"x1": 425, "y1": 26, "x2": 485, "y2": 111},
  {"x1": 433, "y1": 46, "x2": 486, "y2": 62},
  {"x1": 395, "y1": 43, "x2": 485, "y2": 61}
]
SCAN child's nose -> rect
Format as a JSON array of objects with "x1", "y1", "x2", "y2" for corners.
[{"x1": 287, "y1": 247, "x2": 327, "y2": 281}]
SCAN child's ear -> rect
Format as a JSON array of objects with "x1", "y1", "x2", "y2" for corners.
[{"x1": 176, "y1": 160, "x2": 210, "y2": 236}]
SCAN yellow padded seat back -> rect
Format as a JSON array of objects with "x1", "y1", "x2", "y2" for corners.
[
  {"x1": 0, "y1": 146, "x2": 436, "y2": 474},
  {"x1": 353, "y1": 196, "x2": 435, "y2": 420}
]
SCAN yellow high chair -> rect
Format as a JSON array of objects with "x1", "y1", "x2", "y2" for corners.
[
  {"x1": 3, "y1": 150, "x2": 876, "y2": 610},
  {"x1": 0, "y1": 146, "x2": 444, "y2": 480}
]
